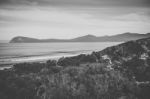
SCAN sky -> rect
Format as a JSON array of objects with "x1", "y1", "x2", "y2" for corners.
[{"x1": 0, "y1": 0, "x2": 150, "y2": 40}]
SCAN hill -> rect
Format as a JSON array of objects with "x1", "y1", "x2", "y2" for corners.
[
  {"x1": 10, "y1": 32, "x2": 150, "y2": 43},
  {"x1": 92, "y1": 36, "x2": 150, "y2": 82}
]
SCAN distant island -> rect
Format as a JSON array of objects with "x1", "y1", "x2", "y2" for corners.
[{"x1": 10, "y1": 32, "x2": 150, "y2": 43}]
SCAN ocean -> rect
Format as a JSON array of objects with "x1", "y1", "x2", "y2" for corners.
[{"x1": 0, "y1": 42, "x2": 121, "y2": 68}]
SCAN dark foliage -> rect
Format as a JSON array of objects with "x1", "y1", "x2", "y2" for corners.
[
  {"x1": 0, "y1": 70, "x2": 41, "y2": 99},
  {"x1": 13, "y1": 62, "x2": 46, "y2": 74},
  {"x1": 38, "y1": 64, "x2": 138, "y2": 99},
  {"x1": 57, "y1": 54, "x2": 96, "y2": 66},
  {"x1": 46, "y1": 60, "x2": 57, "y2": 67}
]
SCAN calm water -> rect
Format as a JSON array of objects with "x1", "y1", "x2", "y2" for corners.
[{"x1": 0, "y1": 42, "x2": 121, "y2": 66}]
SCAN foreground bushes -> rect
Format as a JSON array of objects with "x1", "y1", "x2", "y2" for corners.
[
  {"x1": 57, "y1": 54, "x2": 97, "y2": 66},
  {"x1": 13, "y1": 62, "x2": 46, "y2": 74},
  {"x1": 1, "y1": 61, "x2": 150, "y2": 99},
  {"x1": 0, "y1": 70, "x2": 41, "y2": 99},
  {"x1": 38, "y1": 64, "x2": 138, "y2": 99}
]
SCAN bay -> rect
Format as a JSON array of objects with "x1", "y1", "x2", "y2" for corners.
[{"x1": 0, "y1": 42, "x2": 121, "y2": 67}]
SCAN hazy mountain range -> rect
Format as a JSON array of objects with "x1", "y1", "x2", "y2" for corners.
[{"x1": 10, "y1": 32, "x2": 150, "y2": 43}]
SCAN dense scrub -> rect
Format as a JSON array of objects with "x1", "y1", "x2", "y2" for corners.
[
  {"x1": 0, "y1": 63, "x2": 139, "y2": 99},
  {"x1": 0, "y1": 70, "x2": 41, "y2": 99},
  {"x1": 57, "y1": 54, "x2": 97, "y2": 66},
  {"x1": 38, "y1": 64, "x2": 138, "y2": 99}
]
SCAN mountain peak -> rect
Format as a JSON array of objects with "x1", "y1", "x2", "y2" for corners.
[
  {"x1": 84, "y1": 34, "x2": 96, "y2": 37},
  {"x1": 10, "y1": 36, "x2": 39, "y2": 43},
  {"x1": 118, "y1": 32, "x2": 139, "y2": 36}
]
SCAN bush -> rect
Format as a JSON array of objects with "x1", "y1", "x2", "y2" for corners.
[
  {"x1": 39, "y1": 64, "x2": 138, "y2": 99},
  {"x1": 0, "y1": 70, "x2": 41, "y2": 99},
  {"x1": 46, "y1": 60, "x2": 57, "y2": 67},
  {"x1": 57, "y1": 54, "x2": 97, "y2": 67},
  {"x1": 13, "y1": 62, "x2": 46, "y2": 74}
]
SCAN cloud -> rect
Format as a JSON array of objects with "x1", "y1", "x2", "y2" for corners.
[
  {"x1": 0, "y1": 0, "x2": 150, "y2": 8},
  {"x1": 0, "y1": 5, "x2": 150, "y2": 28},
  {"x1": 113, "y1": 13, "x2": 150, "y2": 22},
  {"x1": 0, "y1": 9, "x2": 97, "y2": 29},
  {"x1": 0, "y1": 0, "x2": 150, "y2": 40}
]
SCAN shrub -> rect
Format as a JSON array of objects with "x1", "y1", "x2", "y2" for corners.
[
  {"x1": 46, "y1": 60, "x2": 57, "y2": 67},
  {"x1": 39, "y1": 64, "x2": 138, "y2": 99},
  {"x1": 13, "y1": 62, "x2": 45, "y2": 74}
]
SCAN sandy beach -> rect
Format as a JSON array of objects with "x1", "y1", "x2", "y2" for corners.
[{"x1": 0, "y1": 52, "x2": 89, "y2": 70}]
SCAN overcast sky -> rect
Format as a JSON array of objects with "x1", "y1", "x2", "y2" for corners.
[{"x1": 0, "y1": 0, "x2": 150, "y2": 40}]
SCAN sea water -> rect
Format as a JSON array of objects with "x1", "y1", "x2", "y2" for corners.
[{"x1": 0, "y1": 42, "x2": 121, "y2": 67}]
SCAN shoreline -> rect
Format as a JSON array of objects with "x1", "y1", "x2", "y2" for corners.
[
  {"x1": 0, "y1": 53, "x2": 89, "y2": 70},
  {"x1": 0, "y1": 42, "x2": 122, "y2": 70}
]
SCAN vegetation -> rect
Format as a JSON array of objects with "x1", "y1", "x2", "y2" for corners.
[
  {"x1": 38, "y1": 64, "x2": 138, "y2": 99},
  {"x1": 1, "y1": 37, "x2": 150, "y2": 99},
  {"x1": 57, "y1": 54, "x2": 97, "y2": 66},
  {"x1": 0, "y1": 63, "x2": 139, "y2": 99}
]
